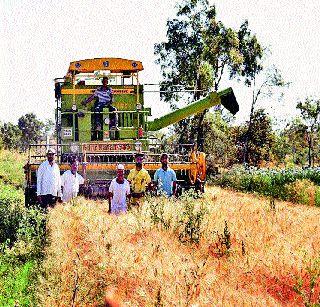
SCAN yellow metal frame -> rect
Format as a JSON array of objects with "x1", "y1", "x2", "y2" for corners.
[
  {"x1": 61, "y1": 88, "x2": 135, "y2": 95},
  {"x1": 67, "y1": 58, "x2": 144, "y2": 75}
]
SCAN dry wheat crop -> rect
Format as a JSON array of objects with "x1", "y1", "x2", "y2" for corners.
[{"x1": 38, "y1": 187, "x2": 320, "y2": 306}]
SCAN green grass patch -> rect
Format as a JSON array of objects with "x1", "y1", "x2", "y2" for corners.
[
  {"x1": 0, "y1": 150, "x2": 25, "y2": 189},
  {"x1": 0, "y1": 258, "x2": 36, "y2": 306}
]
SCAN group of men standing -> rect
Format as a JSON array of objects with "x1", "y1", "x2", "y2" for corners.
[
  {"x1": 36, "y1": 148, "x2": 84, "y2": 208},
  {"x1": 36, "y1": 149, "x2": 177, "y2": 214}
]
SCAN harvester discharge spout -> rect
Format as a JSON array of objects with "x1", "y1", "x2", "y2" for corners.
[{"x1": 148, "y1": 87, "x2": 238, "y2": 131}]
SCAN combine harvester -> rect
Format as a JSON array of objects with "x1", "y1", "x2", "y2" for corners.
[{"x1": 24, "y1": 57, "x2": 238, "y2": 203}]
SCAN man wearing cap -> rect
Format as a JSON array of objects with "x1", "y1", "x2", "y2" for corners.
[
  {"x1": 108, "y1": 164, "x2": 131, "y2": 214},
  {"x1": 154, "y1": 153, "x2": 177, "y2": 197},
  {"x1": 127, "y1": 153, "x2": 151, "y2": 207},
  {"x1": 36, "y1": 148, "x2": 62, "y2": 208},
  {"x1": 81, "y1": 76, "x2": 118, "y2": 140}
]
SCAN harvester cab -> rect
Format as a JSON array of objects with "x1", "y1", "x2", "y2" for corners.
[{"x1": 24, "y1": 57, "x2": 239, "y2": 204}]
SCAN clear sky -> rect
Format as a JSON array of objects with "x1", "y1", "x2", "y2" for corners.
[{"x1": 1, "y1": 0, "x2": 319, "y2": 126}]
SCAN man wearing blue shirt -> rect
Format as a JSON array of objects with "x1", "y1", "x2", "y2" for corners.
[
  {"x1": 81, "y1": 76, "x2": 118, "y2": 140},
  {"x1": 154, "y1": 153, "x2": 177, "y2": 197}
]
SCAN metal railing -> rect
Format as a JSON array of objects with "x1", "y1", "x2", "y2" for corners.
[{"x1": 27, "y1": 143, "x2": 194, "y2": 165}]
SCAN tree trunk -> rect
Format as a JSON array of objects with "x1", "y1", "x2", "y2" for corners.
[
  {"x1": 308, "y1": 134, "x2": 312, "y2": 167},
  {"x1": 196, "y1": 111, "x2": 207, "y2": 151},
  {"x1": 194, "y1": 75, "x2": 205, "y2": 151},
  {"x1": 308, "y1": 145, "x2": 311, "y2": 167},
  {"x1": 243, "y1": 78, "x2": 258, "y2": 164}
]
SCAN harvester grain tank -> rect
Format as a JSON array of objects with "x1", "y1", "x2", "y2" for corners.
[{"x1": 24, "y1": 57, "x2": 239, "y2": 203}]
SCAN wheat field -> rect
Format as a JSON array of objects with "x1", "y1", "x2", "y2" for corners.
[{"x1": 38, "y1": 186, "x2": 320, "y2": 306}]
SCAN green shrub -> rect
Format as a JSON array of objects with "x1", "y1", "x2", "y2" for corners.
[
  {"x1": 177, "y1": 191, "x2": 208, "y2": 244},
  {"x1": 0, "y1": 184, "x2": 24, "y2": 245},
  {"x1": 148, "y1": 191, "x2": 208, "y2": 244},
  {"x1": 0, "y1": 183, "x2": 46, "y2": 258},
  {"x1": 0, "y1": 150, "x2": 46, "y2": 306},
  {"x1": 0, "y1": 195, "x2": 46, "y2": 306},
  {"x1": 284, "y1": 179, "x2": 315, "y2": 205},
  {"x1": 210, "y1": 165, "x2": 320, "y2": 206}
]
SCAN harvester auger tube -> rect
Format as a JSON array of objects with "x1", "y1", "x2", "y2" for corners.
[{"x1": 148, "y1": 87, "x2": 239, "y2": 131}]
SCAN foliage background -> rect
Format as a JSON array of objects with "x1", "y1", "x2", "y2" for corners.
[{"x1": 0, "y1": 150, "x2": 46, "y2": 306}]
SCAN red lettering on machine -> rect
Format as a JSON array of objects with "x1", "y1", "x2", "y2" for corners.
[{"x1": 82, "y1": 143, "x2": 133, "y2": 152}]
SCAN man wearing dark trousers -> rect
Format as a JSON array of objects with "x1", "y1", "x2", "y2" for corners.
[
  {"x1": 81, "y1": 76, "x2": 118, "y2": 140},
  {"x1": 36, "y1": 148, "x2": 62, "y2": 209},
  {"x1": 127, "y1": 153, "x2": 151, "y2": 208}
]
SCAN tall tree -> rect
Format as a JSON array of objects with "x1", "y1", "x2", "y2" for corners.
[
  {"x1": 285, "y1": 117, "x2": 309, "y2": 166},
  {"x1": 242, "y1": 64, "x2": 290, "y2": 163},
  {"x1": 236, "y1": 109, "x2": 274, "y2": 166},
  {"x1": 296, "y1": 97, "x2": 320, "y2": 167},
  {"x1": 154, "y1": 0, "x2": 210, "y2": 149},
  {"x1": 18, "y1": 113, "x2": 44, "y2": 151},
  {"x1": 154, "y1": 0, "x2": 263, "y2": 151},
  {"x1": 203, "y1": 111, "x2": 236, "y2": 170}
]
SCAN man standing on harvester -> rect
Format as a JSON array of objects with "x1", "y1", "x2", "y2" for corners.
[
  {"x1": 127, "y1": 153, "x2": 151, "y2": 208},
  {"x1": 82, "y1": 76, "x2": 118, "y2": 140}
]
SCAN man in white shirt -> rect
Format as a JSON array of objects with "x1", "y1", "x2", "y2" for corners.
[
  {"x1": 61, "y1": 155, "x2": 85, "y2": 203},
  {"x1": 36, "y1": 148, "x2": 62, "y2": 208},
  {"x1": 108, "y1": 164, "x2": 130, "y2": 215}
]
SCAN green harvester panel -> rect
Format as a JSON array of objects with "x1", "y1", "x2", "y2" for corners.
[
  {"x1": 78, "y1": 113, "x2": 91, "y2": 142},
  {"x1": 113, "y1": 94, "x2": 137, "y2": 111},
  {"x1": 61, "y1": 85, "x2": 144, "y2": 111},
  {"x1": 119, "y1": 129, "x2": 136, "y2": 139},
  {"x1": 60, "y1": 83, "x2": 150, "y2": 142}
]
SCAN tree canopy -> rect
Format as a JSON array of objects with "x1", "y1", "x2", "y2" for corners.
[
  {"x1": 296, "y1": 97, "x2": 320, "y2": 167},
  {"x1": 0, "y1": 113, "x2": 46, "y2": 151},
  {"x1": 18, "y1": 113, "x2": 44, "y2": 151},
  {"x1": 154, "y1": 0, "x2": 264, "y2": 150}
]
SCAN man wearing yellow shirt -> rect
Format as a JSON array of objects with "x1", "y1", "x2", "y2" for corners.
[{"x1": 127, "y1": 153, "x2": 151, "y2": 207}]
